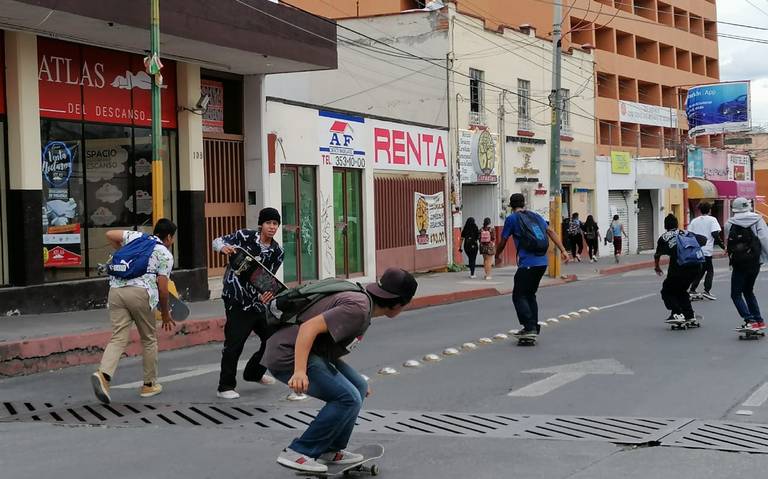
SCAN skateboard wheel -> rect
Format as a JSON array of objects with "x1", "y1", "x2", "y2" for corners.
[{"x1": 370, "y1": 464, "x2": 379, "y2": 476}]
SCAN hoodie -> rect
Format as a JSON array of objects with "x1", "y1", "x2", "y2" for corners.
[{"x1": 724, "y1": 212, "x2": 768, "y2": 264}]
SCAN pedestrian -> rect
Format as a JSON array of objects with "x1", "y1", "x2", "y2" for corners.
[
  {"x1": 479, "y1": 217, "x2": 496, "y2": 280},
  {"x1": 567, "y1": 212, "x2": 584, "y2": 262},
  {"x1": 459, "y1": 217, "x2": 480, "y2": 279},
  {"x1": 607, "y1": 215, "x2": 628, "y2": 263},
  {"x1": 562, "y1": 216, "x2": 571, "y2": 253},
  {"x1": 90, "y1": 218, "x2": 177, "y2": 405},
  {"x1": 212, "y1": 207, "x2": 285, "y2": 399},
  {"x1": 264, "y1": 268, "x2": 418, "y2": 473},
  {"x1": 582, "y1": 215, "x2": 601, "y2": 263},
  {"x1": 495, "y1": 193, "x2": 568, "y2": 340},
  {"x1": 653, "y1": 214, "x2": 706, "y2": 324},
  {"x1": 724, "y1": 197, "x2": 768, "y2": 331},
  {"x1": 688, "y1": 202, "x2": 724, "y2": 300}
]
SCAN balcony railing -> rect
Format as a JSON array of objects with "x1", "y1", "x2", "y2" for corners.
[{"x1": 469, "y1": 110, "x2": 487, "y2": 126}]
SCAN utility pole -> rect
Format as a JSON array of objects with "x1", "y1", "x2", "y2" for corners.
[
  {"x1": 148, "y1": 0, "x2": 164, "y2": 224},
  {"x1": 548, "y1": 1, "x2": 563, "y2": 278}
]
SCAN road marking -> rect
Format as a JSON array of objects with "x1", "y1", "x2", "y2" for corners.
[
  {"x1": 113, "y1": 360, "x2": 247, "y2": 389},
  {"x1": 598, "y1": 293, "x2": 656, "y2": 311},
  {"x1": 742, "y1": 382, "x2": 768, "y2": 408},
  {"x1": 508, "y1": 359, "x2": 634, "y2": 397}
]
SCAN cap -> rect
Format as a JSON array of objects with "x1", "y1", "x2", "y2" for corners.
[
  {"x1": 258, "y1": 207, "x2": 281, "y2": 225},
  {"x1": 732, "y1": 197, "x2": 751, "y2": 213},
  {"x1": 366, "y1": 268, "x2": 418, "y2": 302}
]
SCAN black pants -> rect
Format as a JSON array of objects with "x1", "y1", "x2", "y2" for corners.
[
  {"x1": 512, "y1": 266, "x2": 547, "y2": 332},
  {"x1": 661, "y1": 267, "x2": 700, "y2": 319},
  {"x1": 568, "y1": 234, "x2": 583, "y2": 257},
  {"x1": 586, "y1": 237, "x2": 599, "y2": 259},
  {"x1": 465, "y1": 245, "x2": 478, "y2": 276},
  {"x1": 689, "y1": 256, "x2": 714, "y2": 293},
  {"x1": 218, "y1": 302, "x2": 276, "y2": 392}
]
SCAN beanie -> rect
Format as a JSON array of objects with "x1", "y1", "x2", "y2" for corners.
[{"x1": 258, "y1": 207, "x2": 281, "y2": 226}]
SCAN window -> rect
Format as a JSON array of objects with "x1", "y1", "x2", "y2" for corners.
[
  {"x1": 469, "y1": 68, "x2": 485, "y2": 125},
  {"x1": 517, "y1": 79, "x2": 531, "y2": 130},
  {"x1": 561, "y1": 88, "x2": 571, "y2": 134}
]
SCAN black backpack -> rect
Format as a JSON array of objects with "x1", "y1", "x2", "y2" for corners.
[
  {"x1": 266, "y1": 278, "x2": 372, "y2": 327},
  {"x1": 514, "y1": 211, "x2": 549, "y2": 256},
  {"x1": 728, "y1": 224, "x2": 762, "y2": 266}
]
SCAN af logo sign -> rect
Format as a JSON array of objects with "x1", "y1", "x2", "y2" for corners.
[{"x1": 319, "y1": 110, "x2": 366, "y2": 169}]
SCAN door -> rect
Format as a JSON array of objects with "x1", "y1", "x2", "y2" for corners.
[
  {"x1": 333, "y1": 168, "x2": 364, "y2": 278},
  {"x1": 561, "y1": 184, "x2": 572, "y2": 218},
  {"x1": 637, "y1": 190, "x2": 655, "y2": 251},
  {"x1": 281, "y1": 165, "x2": 318, "y2": 284},
  {"x1": 608, "y1": 191, "x2": 630, "y2": 255}
]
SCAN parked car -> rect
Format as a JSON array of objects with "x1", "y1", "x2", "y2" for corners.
[{"x1": 718, "y1": 94, "x2": 748, "y2": 121}]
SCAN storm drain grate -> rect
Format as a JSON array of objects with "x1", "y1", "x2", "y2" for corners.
[
  {"x1": 660, "y1": 420, "x2": 768, "y2": 453},
  {"x1": 518, "y1": 416, "x2": 688, "y2": 443}
]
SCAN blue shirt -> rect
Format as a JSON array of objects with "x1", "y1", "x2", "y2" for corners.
[
  {"x1": 501, "y1": 211, "x2": 550, "y2": 268},
  {"x1": 611, "y1": 221, "x2": 622, "y2": 237}
]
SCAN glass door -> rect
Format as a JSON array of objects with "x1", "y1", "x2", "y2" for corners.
[
  {"x1": 281, "y1": 165, "x2": 318, "y2": 284},
  {"x1": 333, "y1": 168, "x2": 364, "y2": 278}
]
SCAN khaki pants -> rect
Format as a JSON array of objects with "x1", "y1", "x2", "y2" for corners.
[{"x1": 99, "y1": 287, "x2": 157, "y2": 384}]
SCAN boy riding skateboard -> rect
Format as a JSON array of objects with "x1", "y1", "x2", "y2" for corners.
[{"x1": 263, "y1": 268, "x2": 418, "y2": 474}]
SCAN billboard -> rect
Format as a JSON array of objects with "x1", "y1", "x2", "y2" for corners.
[{"x1": 686, "y1": 81, "x2": 750, "y2": 137}]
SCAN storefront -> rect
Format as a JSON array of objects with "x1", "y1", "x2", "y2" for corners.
[
  {"x1": 596, "y1": 152, "x2": 636, "y2": 256},
  {"x1": 560, "y1": 142, "x2": 596, "y2": 220},
  {"x1": 505, "y1": 136, "x2": 548, "y2": 218},
  {"x1": 458, "y1": 128, "x2": 501, "y2": 254},
  {"x1": 687, "y1": 148, "x2": 756, "y2": 225}
]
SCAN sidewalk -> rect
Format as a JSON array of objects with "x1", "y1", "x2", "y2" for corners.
[{"x1": 0, "y1": 253, "x2": 663, "y2": 377}]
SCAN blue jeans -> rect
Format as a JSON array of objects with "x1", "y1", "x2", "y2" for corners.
[
  {"x1": 512, "y1": 265, "x2": 547, "y2": 332},
  {"x1": 731, "y1": 264, "x2": 763, "y2": 323},
  {"x1": 271, "y1": 355, "x2": 367, "y2": 458}
]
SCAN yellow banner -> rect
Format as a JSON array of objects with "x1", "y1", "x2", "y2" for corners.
[{"x1": 610, "y1": 151, "x2": 632, "y2": 174}]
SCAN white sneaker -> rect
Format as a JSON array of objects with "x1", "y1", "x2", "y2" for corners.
[
  {"x1": 469, "y1": 274, "x2": 476, "y2": 279},
  {"x1": 217, "y1": 389, "x2": 240, "y2": 399},
  {"x1": 277, "y1": 448, "x2": 327, "y2": 473},
  {"x1": 259, "y1": 375, "x2": 276, "y2": 385},
  {"x1": 318, "y1": 450, "x2": 365, "y2": 465}
]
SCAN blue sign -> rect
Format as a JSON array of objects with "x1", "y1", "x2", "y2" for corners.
[
  {"x1": 42, "y1": 141, "x2": 73, "y2": 188},
  {"x1": 687, "y1": 147, "x2": 704, "y2": 178},
  {"x1": 686, "y1": 82, "x2": 750, "y2": 137}
]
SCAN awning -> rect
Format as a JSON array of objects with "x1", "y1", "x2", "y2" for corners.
[
  {"x1": 710, "y1": 180, "x2": 757, "y2": 199},
  {"x1": 687, "y1": 179, "x2": 718, "y2": 199},
  {"x1": 636, "y1": 174, "x2": 688, "y2": 190}
]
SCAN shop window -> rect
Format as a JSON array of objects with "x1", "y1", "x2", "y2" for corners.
[
  {"x1": 469, "y1": 68, "x2": 485, "y2": 126},
  {"x1": 281, "y1": 165, "x2": 318, "y2": 284},
  {"x1": 334, "y1": 168, "x2": 364, "y2": 278},
  {"x1": 517, "y1": 79, "x2": 531, "y2": 131}
]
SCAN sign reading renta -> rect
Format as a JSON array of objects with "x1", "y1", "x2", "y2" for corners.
[
  {"x1": 686, "y1": 81, "x2": 750, "y2": 137},
  {"x1": 372, "y1": 119, "x2": 447, "y2": 173}
]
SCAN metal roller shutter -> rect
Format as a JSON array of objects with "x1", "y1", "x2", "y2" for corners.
[
  {"x1": 608, "y1": 191, "x2": 630, "y2": 255},
  {"x1": 637, "y1": 190, "x2": 655, "y2": 251}
]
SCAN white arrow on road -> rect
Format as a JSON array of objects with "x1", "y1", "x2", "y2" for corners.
[
  {"x1": 508, "y1": 359, "x2": 634, "y2": 397},
  {"x1": 112, "y1": 360, "x2": 248, "y2": 389}
]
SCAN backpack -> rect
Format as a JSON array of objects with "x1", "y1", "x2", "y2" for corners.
[
  {"x1": 567, "y1": 219, "x2": 581, "y2": 236},
  {"x1": 514, "y1": 211, "x2": 549, "y2": 256},
  {"x1": 728, "y1": 224, "x2": 762, "y2": 266},
  {"x1": 266, "y1": 278, "x2": 372, "y2": 327},
  {"x1": 675, "y1": 231, "x2": 705, "y2": 267},
  {"x1": 480, "y1": 228, "x2": 492, "y2": 244},
  {"x1": 106, "y1": 233, "x2": 160, "y2": 279}
]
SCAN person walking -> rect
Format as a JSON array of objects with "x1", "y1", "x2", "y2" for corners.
[
  {"x1": 459, "y1": 217, "x2": 480, "y2": 279},
  {"x1": 479, "y1": 217, "x2": 496, "y2": 280},
  {"x1": 495, "y1": 193, "x2": 568, "y2": 340},
  {"x1": 608, "y1": 215, "x2": 628, "y2": 263},
  {"x1": 264, "y1": 268, "x2": 418, "y2": 473},
  {"x1": 582, "y1": 215, "x2": 601, "y2": 262},
  {"x1": 654, "y1": 214, "x2": 706, "y2": 324},
  {"x1": 90, "y1": 219, "x2": 177, "y2": 404},
  {"x1": 688, "y1": 202, "x2": 724, "y2": 300},
  {"x1": 567, "y1": 212, "x2": 584, "y2": 262},
  {"x1": 212, "y1": 207, "x2": 285, "y2": 399},
  {"x1": 724, "y1": 197, "x2": 768, "y2": 331}
]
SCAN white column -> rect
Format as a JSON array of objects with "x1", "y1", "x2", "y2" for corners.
[
  {"x1": 176, "y1": 63, "x2": 204, "y2": 192},
  {"x1": 244, "y1": 74, "x2": 265, "y2": 228}
]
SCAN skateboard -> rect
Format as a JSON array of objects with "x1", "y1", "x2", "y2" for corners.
[
  {"x1": 155, "y1": 279, "x2": 190, "y2": 322},
  {"x1": 290, "y1": 444, "x2": 383, "y2": 478},
  {"x1": 517, "y1": 335, "x2": 537, "y2": 346},
  {"x1": 689, "y1": 293, "x2": 704, "y2": 302},
  {"x1": 735, "y1": 325, "x2": 766, "y2": 340},
  {"x1": 666, "y1": 315, "x2": 702, "y2": 331},
  {"x1": 230, "y1": 245, "x2": 287, "y2": 295}
]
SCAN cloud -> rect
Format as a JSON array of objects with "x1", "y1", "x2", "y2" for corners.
[
  {"x1": 94, "y1": 183, "x2": 123, "y2": 204},
  {"x1": 90, "y1": 207, "x2": 117, "y2": 226}
]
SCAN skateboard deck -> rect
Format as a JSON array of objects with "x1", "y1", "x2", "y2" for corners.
[
  {"x1": 289, "y1": 444, "x2": 383, "y2": 478},
  {"x1": 735, "y1": 326, "x2": 766, "y2": 340},
  {"x1": 154, "y1": 279, "x2": 190, "y2": 322},
  {"x1": 231, "y1": 245, "x2": 288, "y2": 295},
  {"x1": 689, "y1": 293, "x2": 704, "y2": 302},
  {"x1": 517, "y1": 336, "x2": 537, "y2": 346}
]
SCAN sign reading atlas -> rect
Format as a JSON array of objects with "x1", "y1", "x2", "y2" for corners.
[
  {"x1": 319, "y1": 110, "x2": 365, "y2": 169},
  {"x1": 414, "y1": 191, "x2": 446, "y2": 250},
  {"x1": 686, "y1": 81, "x2": 750, "y2": 138}
]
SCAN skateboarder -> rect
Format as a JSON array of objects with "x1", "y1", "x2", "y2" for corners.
[
  {"x1": 495, "y1": 193, "x2": 568, "y2": 341},
  {"x1": 212, "y1": 207, "x2": 284, "y2": 399},
  {"x1": 263, "y1": 268, "x2": 418, "y2": 473},
  {"x1": 724, "y1": 197, "x2": 768, "y2": 331},
  {"x1": 688, "y1": 202, "x2": 723, "y2": 300},
  {"x1": 654, "y1": 214, "x2": 706, "y2": 324}
]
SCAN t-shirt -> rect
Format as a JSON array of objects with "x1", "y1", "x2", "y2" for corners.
[
  {"x1": 567, "y1": 219, "x2": 582, "y2": 236},
  {"x1": 261, "y1": 291, "x2": 372, "y2": 372},
  {"x1": 109, "y1": 231, "x2": 174, "y2": 309},
  {"x1": 688, "y1": 215, "x2": 721, "y2": 257},
  {"x1": 611, "y1": 222, "x2": 622, "y2": 237},
  {"x1": 501, "y1": 211, "x2": 550, "y2": 268}
]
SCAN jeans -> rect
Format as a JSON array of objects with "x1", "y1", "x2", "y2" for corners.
[
  {"x1": 586, "y1": 238, "x2": 599, "y2": 259},
  {"x1": 465, "y1": 245, "x2": 478, "y2": 276},
  {"x1": 568, "y1": 234, "x2": 583, "y2": 257},
  {"x1": 512, "y1": 266, "x2": 547, "y2": 332},
  {"x1": 731, "y1": 263, "x2": 763, "y2": 323},
  {"x1": 218, "y1": 302, "x2": 277, "y2": 392},
  {"x1": 271, "y1": 356, "x2": 367, "y2": 458},
  {"x1": 661, "y1": 267, "x2": 700, "y2": 319},
  {"x1": 690, "y1": 256, "x2": 714, "y2": 292}
]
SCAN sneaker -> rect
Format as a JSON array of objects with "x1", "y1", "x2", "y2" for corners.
[
  {"x1": 576, "y1": 255, "x2": 582, "y2": 262},
  {"x1": 469, "y1": 274, "x2": 476, "y2": 279},
  {"x1": 139, "y1": 383, "x2": 163, "y2": 398},
  {"x1": 666, "y1": 314, "x2": 686, "y2": 324},
  {"x1": 259, "y1": 375, "x2": 276, "y2": 385},
  {"x1": 90, "y1": 371, "x2": 111, "y2": 404},
  {"x1": 277, "y1": 448, "x2": 328, "y2": 473},
  {"x1": 485, "y1": 276, "x2": 492, "y2": 280},
  {"x1": 702, "y1": 291, "x2": 716, "y2": 300},
  {"x1": 747, "y1": 322, "x2": 766, "y2": 331},
  {"x1": 318, "y1": 450, "x2": 365, "y2": 465},
  {"x1": 217, "y1": 389, "x2": 241, "y2": 399},
  {"x1": 512, "y1": 328, "x2": 538, "y2": 338}
]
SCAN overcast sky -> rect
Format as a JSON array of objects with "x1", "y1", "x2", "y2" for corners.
[{"x1": 718, "y1": 1, "x2": 768, "y2": 124}]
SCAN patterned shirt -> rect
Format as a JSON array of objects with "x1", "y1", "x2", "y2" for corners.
[
  {"x1": 109, "y1": 231, "x2": 174, "y2": 309},
  {"x1": 213, "y1": 229, "x2": 284, "y2": 311}
]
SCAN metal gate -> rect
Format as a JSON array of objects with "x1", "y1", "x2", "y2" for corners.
[
  {"x1": 204, "y1": 134, "x2": 245, "y2": 276},
  {"x1": 637, "y1": 190, "x2": 655, "y2": 251},
  {"x1": 608, "y1": 191, "x2": 630, "y2": 255}
]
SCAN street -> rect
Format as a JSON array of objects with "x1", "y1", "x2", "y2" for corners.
[{"x1": 3, "y1": 259, "x2": 768, "y2": 478}]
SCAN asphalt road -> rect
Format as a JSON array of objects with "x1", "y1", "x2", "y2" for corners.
[{"x1": 3, "y1": 258, "x2": 768, "y2": 478}]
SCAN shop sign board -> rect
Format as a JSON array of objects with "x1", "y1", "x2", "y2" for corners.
[
  {"x1": 610, "y1": 151, "x2": 632, "y2": 174},
  {"x1": 371, "y1": 119, "x2": 447, "y2": 173},
  {"x1": 701, "y1": 148, "x2": 729, "y2": 180},
  {"x1": 414, "y1": 191, "x2": 446, "y2": 250},
  {"x1": 319, "y1": 110, "x2": 366, "y2": 169},
  {"x1": 201, "y1": 79, "x2": 224, "y2": 133},
  {"x1": 686, "y1": 81, "x2": 751, "y2": 137},
  {"x1": 728, "y1": 153, "x2": 751, "y2": 181},
  {"x1": 619, "y1": 100, "x2": 677, "y2": 128},
  {"x1": 459, "y1": 129, "x2": 498, "y2": 184}
]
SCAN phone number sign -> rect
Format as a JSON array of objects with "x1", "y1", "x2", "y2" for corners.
[{"x1": 319, "y1": 110, "x2": 366, "y2": 169}]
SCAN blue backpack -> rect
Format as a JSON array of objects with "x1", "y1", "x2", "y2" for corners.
[
  {"x1": 106, "y1": 234, "x2": 160, "y2": 279},
  {"x1": 675, "y1": 231, "x2": 705, "y2": 267},
  {"x1": 515, "y1": 211, "x2": 549, "y2": 256}
]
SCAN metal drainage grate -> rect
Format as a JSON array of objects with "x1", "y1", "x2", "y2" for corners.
[
  {"x1": 660, "y1": 420, "x2": 768, "y2": 453},
  {"x1": 354, "y1": 410, "x2": 528, "y2": 437},
  {"x1": 518, "y1": 416, "x2": 688, "y2": 443},
  {"x1": 1, "y1": 401, "x2": 58, "y2": 420}
]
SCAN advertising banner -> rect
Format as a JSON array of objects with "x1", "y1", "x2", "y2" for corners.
[
  {"x1": 610, "y1": 151, "x2": 632, "y2": 174},
  {"x1": 201, "y1": 79, "x2": 224, "y2": 133},
  {"x1": 686, "y1": 81, "x2": 750, "y2": 137},
  {"x1": 687, "y1": 148, "x2": 704, "y2": 178},
  {"x1": 318, "y1": 110, "x2": 366, "y2": 169},
  {"x1": 371, "y1": 119, "x2": 448, "y2": 173},
  {"x1": 727, "y1": 153, "x2": 751, "y2": 181},
  {"x1": 459, "y1": 129, "x2": 499, "y2": 184},
  {"x1": 414, "y1": 191, "x2": 446, "y2": 250},
  {"x1": 702, "y1": 149, "x2": 728, "y2": 180},
  {"x1": 619, "y1": 100, "x2": 677, "y2": 128}
]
